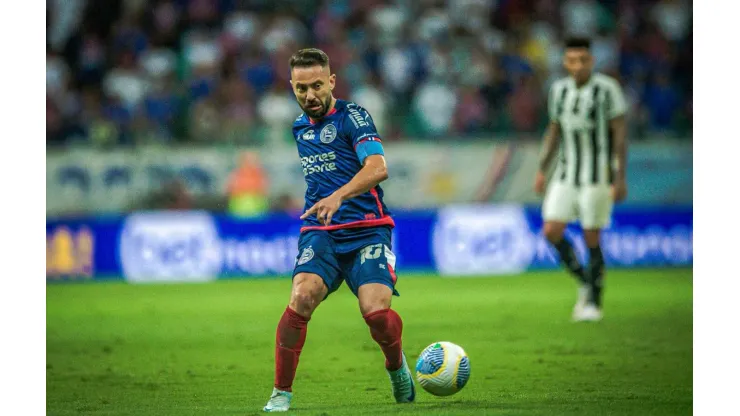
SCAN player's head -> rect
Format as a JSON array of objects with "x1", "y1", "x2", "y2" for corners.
[
  {"x1": 290, "y1": 48, "x2": 336, "y2": 119},
  {"x1": 563, "y1": 37, "x2": 594, "y2": 84}
]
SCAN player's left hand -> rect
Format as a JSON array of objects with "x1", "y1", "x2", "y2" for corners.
[
  {"x1": 300, "y1": 193, "x2": 343, "y2": 225},
  {"x1": 611, "y1": 179, "x2": 627, "y2": 202}
]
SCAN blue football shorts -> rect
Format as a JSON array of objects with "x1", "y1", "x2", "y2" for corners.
[{"x1": 292, "y1": 226, "x2": 399, "y2": 298}]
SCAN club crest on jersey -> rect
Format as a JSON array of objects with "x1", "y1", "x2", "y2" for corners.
[
  {"x1": 297, "y1": 246, "x2": 314, "y2": 265},
  {"x1": 302, "y1": 130, "x2": 315, "y2": 141},
  {"x1": 320, "y1": 124, "x2": 337, "y2": 144}
]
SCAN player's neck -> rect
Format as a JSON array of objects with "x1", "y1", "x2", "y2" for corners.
[
  {"x1": 326, "y1": 96, "x2": 337, "y2": 115},
  {"x1": 573, "y1": 74, "x2": 593, "y2": 88}
]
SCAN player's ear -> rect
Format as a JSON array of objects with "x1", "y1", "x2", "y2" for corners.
[{"x1": 329, "y1": 73, "x2": 336, "y2": 90}]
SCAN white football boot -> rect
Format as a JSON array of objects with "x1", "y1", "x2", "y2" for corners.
[
  {"x1": 263, "y1": 387, "x2": 292, "y2": 412},
  {"x1": 387, "y1": 352, "x2": 416, "y2": 403},
  {"x1": 573, "y1": 303, "x2": 603, "y2": 322},
  {"x1": 571, "y1": 284, "x2": 590, "y2": 320}
]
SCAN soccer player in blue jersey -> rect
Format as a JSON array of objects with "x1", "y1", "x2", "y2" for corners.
[{"x1": 263, "y1": 48, "x2": 415, "y2": 412}]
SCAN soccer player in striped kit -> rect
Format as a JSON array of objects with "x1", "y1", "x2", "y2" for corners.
[{"x1": 534, "y1": 38, "x2": 629, "y2": 322}]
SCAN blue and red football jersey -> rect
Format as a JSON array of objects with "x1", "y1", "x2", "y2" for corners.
[{"x1": 292, "y1": 99, "x2": 393, "y2": 234}]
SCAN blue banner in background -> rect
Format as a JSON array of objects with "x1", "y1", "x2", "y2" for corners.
[{"x1": 46, "y1": 205, "x2": 692, "y2": 282}]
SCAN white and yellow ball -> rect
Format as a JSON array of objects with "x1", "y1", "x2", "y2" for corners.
[{"x1": 415, "y1": 341, "x2": 471, "y2": 396}]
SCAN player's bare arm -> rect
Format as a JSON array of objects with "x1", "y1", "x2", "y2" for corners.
[
  {"x1": 535, "y1": 121, "x2": 561, "y2": 195},
  {"x1": 300, "y1": 154, "x2": 389, "y2": 225},
  {"x1": 610, "y1": 115, "x2": 627, "y2": 202}
]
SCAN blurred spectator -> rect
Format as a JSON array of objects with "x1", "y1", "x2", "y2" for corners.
[
  {"x1": 650, "y1": 0, "x2": 691, "y2": 42},
  {"x1": 47, "y1": 97, "x2": 66, "y2": 145},
  {"x1": 78, "y1": 87, "x2": 118, "y2": 147},
  {"x1": 270, "y1": 193, "x2": 302, "y2": 216},
  {"x1": 644, "y1": 72, "x2": 681, "y2": 133},
  {"x1": 102, "y1": 50, "x2": 149, "y2": 110},
  {"x1": 561, "y1": 0, "x2": 602, "y2": 37},
  {"x1": 412, "y1": 78, "x2": 458, "y2": 137},
  {"x1": 142, "y1": 75, "x2": 181, "y2": 141},
  {"x1": 257, "y1": 86, "x2": 299, "y2": 146},
  {"x1": 145, "y1": 0, "x2": 183, "y2": 48},
  {"x1": 591, "y1": 29, "x2": 619, "y2": 74},
  {"x1": 508, "y1": 74, "x2": 543, "y2": 134},
  {"x1": 219, "y1": 74, "x2": 257, "y2": 143},
  {"x1": 189, "y1": 97, "x2": 221, "y2": 142},
  {"x1": 76, "y1": 31, "x2": 108, "y2": 86},
  {"x1": 379, "y1": 44, "x2": 418, "y2": 98},
  {"x1": 227, "y1": 152, "x2": 269, "y2": 218},
  {"x1": 47, "y1": 0, "x2": 87, "y2": 52},
  {"x1": 131, "y1": 179, "x2": 193, "y2": 211},
  {"x1": 454, "y1": 87, "x2": 488, "y2": 134},
  {"x1": 240, "y1": 48, "x2": 275, "y2": 96},
  {"x1": 351, "y1": 75, "x2": 389, "y2": 137},
  {"x1": 500, "y1": 37, "x2": 534, "y2": 85},
  {"x1": 46, "y1": 49, "x2": 70, "y2": 100}
]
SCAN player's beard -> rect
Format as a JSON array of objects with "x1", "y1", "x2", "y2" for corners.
[{"x1": 302, "y1": 96, "x2": 330, "y2": 119}]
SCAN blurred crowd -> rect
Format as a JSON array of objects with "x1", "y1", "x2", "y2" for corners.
[{"x1": 47, "y1": 0, "x2": 692, "y2": 148}]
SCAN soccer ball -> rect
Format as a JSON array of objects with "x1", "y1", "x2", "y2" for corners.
[{"x1": 415, "y1": 341, "x2": 471, "y2": 396}]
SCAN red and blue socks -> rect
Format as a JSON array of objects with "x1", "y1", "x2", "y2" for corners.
[{"x1": 363, "y1": 308, "x2": 404, "y2": 371}]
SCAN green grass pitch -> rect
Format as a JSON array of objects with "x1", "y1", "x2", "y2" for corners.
[{"x1": 47, "y1": 269, "x2": 692, "y2": 415}]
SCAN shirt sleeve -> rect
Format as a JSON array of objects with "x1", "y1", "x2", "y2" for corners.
[
  {"x1": 605, "y1": 79, "x2": 628, "y2": 120},
  {"x1": 343, "y1": 104, "x2": 385, "y2": 164}
]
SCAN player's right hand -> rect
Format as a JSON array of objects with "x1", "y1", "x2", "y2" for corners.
[
  {"x1": 611, "y1": 179, "x2": 627, "y2": 202},
  {"x1": 534, "y1": 171, "x2": 546, "y2": 195},
  {"x1": 300, "y1": 193, "x2": 343, "y2": 225}
]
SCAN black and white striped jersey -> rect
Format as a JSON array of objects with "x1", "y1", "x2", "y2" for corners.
[{"x1": 548, "y1": 73, "x2": 627, "y2": 187}]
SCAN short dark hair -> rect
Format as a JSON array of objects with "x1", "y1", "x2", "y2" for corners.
[
  {"x1": 565, "y1": 37, "x2": 591, "y2": 50},
  {"x1": 289, "y1": 48, "x2": 330, "y2": 70}
]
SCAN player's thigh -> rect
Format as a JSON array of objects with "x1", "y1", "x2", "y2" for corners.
[
  {"x1": 579, "y1": 186, "x2": 613, "y2": 231},
  {"x1": 542, "y1": 181, "x2": 578, "y2": 224},
  {"x1": 292, "y1": 231, "x2": 344, "y2": 304},
  {"x1": 543, "y1": 221, "x2": 568, "y2": 242},
  {"x1": 342, "y1": 230, "x2": 399, "y2": 307}
]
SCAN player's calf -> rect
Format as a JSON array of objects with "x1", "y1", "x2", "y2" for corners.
[
  {"x1": 274, "y1": 307, "x2": 310, "y2": 393},
  {"x1": 274, "y1": 273, "x2": 325, "y2": 392},
  {"x1": 553, "y1": 238, "x2": 587, "y2": 283},
  {"x1": 543, "y1": 222, "x2": 586, "y2": 283},
  {"x1": 582, "y1": 229, "x2": 605, "y2": 309},
  {"x1": 586, "y1": 245, "x2": 605, "y2": 308},
  {"x1": 359, "y1": 283, "x2": 402, "y2": 370},
  {"x1": 264, "y1": 307, "x2": 306, "y2": 412},
  {"x1": 264, "y1": 273, "x2": 327, "y2": 411},
  {"x1": 364, "y1": 309, "x2": 415, "y2": 403},
  {"x1": 364, "y1": 308, "x2": 404, "y2": 370},
  {"x1": 359, "y1": 284, "x2": 414, "y2": 403}
]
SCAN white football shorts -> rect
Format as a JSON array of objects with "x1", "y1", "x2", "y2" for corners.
[{"x1": 542, "y1": 182, "x2": 613, "y2": 229}]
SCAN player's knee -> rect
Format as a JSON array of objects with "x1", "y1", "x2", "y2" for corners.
[
  {"x1": 359, "y1": 299, "x2": 391, "y2": 317},
  {"x1": 358, "y1": 283, "x2": 392, "y2": 316},
  {"x1": 543, "y1": 222, "x2": 565, "y2": 243},
  {"x1": 289, "y1": 274, "x2": 326, "y2": 317},
  {"x1": 583, "y1": 229, "x2": 601, "y2": 248},
  {"x1": 289, "y1": 292, "x2": 317, "y2": 317}
]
